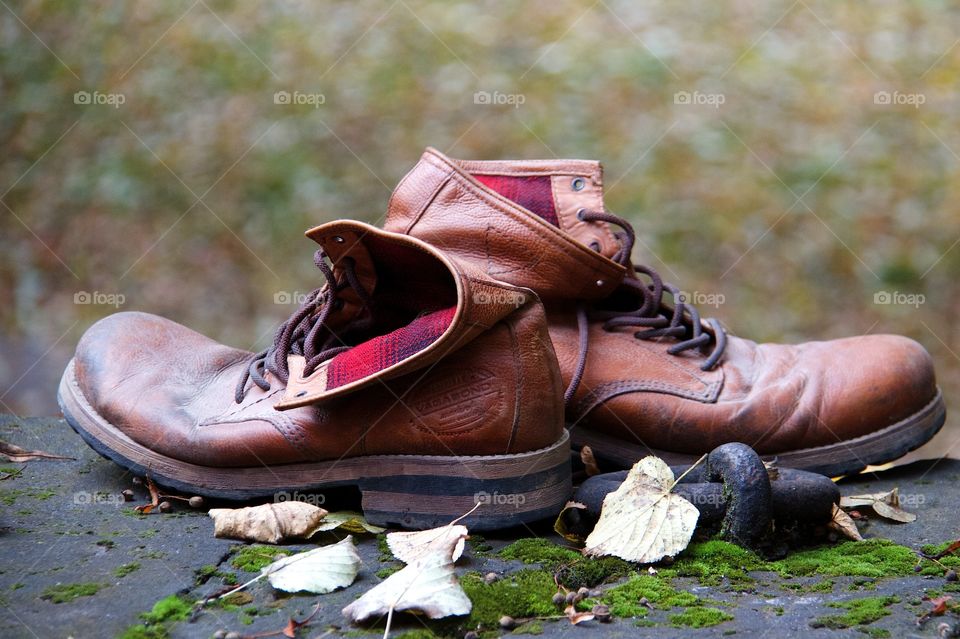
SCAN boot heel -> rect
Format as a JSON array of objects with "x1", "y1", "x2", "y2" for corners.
[{"x1": 358, "y1": 432, "x2": 571, "y2": 531}]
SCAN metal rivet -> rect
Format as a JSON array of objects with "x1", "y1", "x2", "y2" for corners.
[
  {"x1": 596, "y1": 279, "x2": 604, "y2": 287},
  {"x1": 571, "y1": 177, "x2": 586, "y2": 191},
  {"x1": 332, "y1": 235, "x2": 345, "y2": 243}
]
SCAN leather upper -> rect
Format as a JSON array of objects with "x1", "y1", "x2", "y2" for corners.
[
  {"x1": 385, "y1": 148, "x2": 940, "y2": 455},
  {"x1": 71, "y1": 221, "x2": 565, "y2": 466}
]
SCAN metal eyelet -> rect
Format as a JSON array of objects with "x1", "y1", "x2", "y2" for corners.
[
  {"x1": 571, "y1": 177, "x2": 586, "y2": 191},
  {"x1": 332, "y1": 235, "x2": 345, "y2": 243},
  {"x1": 596, "y1": 279, "x2": 605, "y2": 287},
  {"x1": 295, "y1": 391, "x2": 307, "y2": 397},
  {"x1": 576, "y1": 207, "x2": 587, "y2": 221}
]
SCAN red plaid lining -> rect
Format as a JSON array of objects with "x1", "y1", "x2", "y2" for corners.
[
  {"x1": 473, "y1": 174, "x2": 559, "y2": 226},
  {"x1": 325, "y1": 306, "x2": 457, "y2": 390}
]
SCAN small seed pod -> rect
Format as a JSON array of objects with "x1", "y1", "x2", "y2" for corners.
[
  {"x1": 121, "y1": 489, "x2": 134, "y2": 502},
  {"x1": 499, "y1": 615, "x2": 515, "y2": 630},
  {"x1": 464, "y1": 632, "x2": 480, "y2": 639},
  {"x1": 592, "y1": 603, "x2": 612, "y2": 623},
  {"x1": 188, "y1": 496, "x2": 205, "y2": 509},
  {"x1": 946, "y1": 569, "x2": 958, "y2": 582},
  {"x1": 552, "y1": 592, "x2": 566, "y2": 606},
  {"x1": 565, "y1": 591, "x2": 578, "y2": 605},
  {"x1": 158, "y1": 501, "x2": 172, "y2": 513},
  {"x1": 483, "y1": 572, "x2": 498, "y2": 584}
]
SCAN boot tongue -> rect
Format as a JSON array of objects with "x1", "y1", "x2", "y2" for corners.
[
  {"x1": 387, "y1": 148, "x2": 623, "y2": 263},
  {"x1": 452, "y1": 154, "x2": 623, "y2": 262}
]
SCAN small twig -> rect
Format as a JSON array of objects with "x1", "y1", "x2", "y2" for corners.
[
  {"x1": 670, "y1": 453, "x2": 708, "y2": 490},
  {"x1": 0, "y1": 465, "x2": 25, "y2": 480}
]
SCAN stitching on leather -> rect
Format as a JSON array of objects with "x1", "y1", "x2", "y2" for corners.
[{"x1": 572, "y1": 376, "x2": 723, "y2": 423}]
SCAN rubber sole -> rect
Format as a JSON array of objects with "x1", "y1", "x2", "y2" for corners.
[
  {"x1": 58, "y1": 360, "x2": 571, "y2": 531},
  {"x1": 570, "y1": 389, "x2": 947, "y2": 477}
]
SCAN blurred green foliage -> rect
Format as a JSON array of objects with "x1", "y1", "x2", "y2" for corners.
[{"x1": 1, "y1": 1, "x2": 958, "y2": 458}]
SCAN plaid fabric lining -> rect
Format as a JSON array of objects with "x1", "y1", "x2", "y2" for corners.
[
  {"x1": 325, "y1": 306, "x2": 457, "y2": 390},
  {"x1": 473, "y1": 174, "x2": 559, "y2": 226}
]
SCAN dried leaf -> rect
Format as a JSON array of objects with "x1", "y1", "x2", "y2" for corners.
[
  {"x1": 564, "y1": 604, "x2": 595, "y2": 625},
  {"x1": 930, "y1": 596, "x2": 953, "y2": 615},
  {"x1": 928, "y1": 540, "x2": 960, "y2": 560},
  {"x1": 341, "y1": 554, "x2": 471, "y2": 622},
  {"x1": 264, "y1": 536, "x2": 361, "y2": 594},
  {"x1": 343, "y1": 522, "x2": 473, "y2": 624},
  {"x1": 829, "y1": 504, "x2": 864, "y2": 541},
  {"x1": 553, "y1": 501, "x2": 588, "y2": 544},
  {"x1": 209, "y1": 502, "x2": 328, "y2": 543},
  {"x1": 840, "y1": 487, "x2": 916, "y2": 523},
  {"x1": 386, "y1": 525, "x2": 468, "y2": 564},
  {"x1": 312, "y1": 511, "x2": 386, "y2": 535},
  {"x1": 580, "y1": 446, "x2": 600, "y2": 477},
  {"x1": 584, "y1": 456, "x2": 699, "y2": 563},
  {"x1": 0, "y1": 440, "x2": 73, "y2": 462}
]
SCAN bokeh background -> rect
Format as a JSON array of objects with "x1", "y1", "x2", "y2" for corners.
[{"x1": 2, "y1": 0, "x2": 958, "y2": 463}]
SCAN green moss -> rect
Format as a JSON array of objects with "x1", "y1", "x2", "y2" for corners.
[
  {"x1": 668, "y1": 540, "x2": 763, "y2": 585},
  {"x1": 458, "y1": 570, "x2": 557, "y2": 629},
  {"x1": 194, "y1": 563, "x2": 238, "y2": 585},
  {"x1": 773, "y1": 540, "x2": 917, "y2": 578},
  {"x1": 114, "y1": 562, "x2": 141, "y2": 578},
  {"x1": 498, "y1": 538, "x2": 632, "y2": 588},
  {"x1": 40, "y1": 582, "x2": 103, "y2": 603},
  {"x1": 783, "y1": 579, "x2": 834, "y2": 593},
  {"x1": 468, "y1": 534, "x2": 493, "y2": 554},
  {"x1": 377, "y1": 534, "x2": 394, "y2": 562},
  {"x1": 229, "y1": 544, "x2": 291, "y2": 572},
  {"x1": 514, "y1": 620, "x2": 544, "y2": 634},
  {"x1": 376, "y1": 565, "x2": 402, "y2": 579},
  {"x1": 669, "y1": 607, "x2": 734, "y2": 628},
  {"x1": 810, "y1": 595, "x2": 899, "y2": 629},
  {"x1": 860, "y1": 628, "x2": 891, "y2": 638},
  {"x1": 600, "y1": 574, "x2": 699, "y2": 617},
  {"x1": 140, "y1": 595, "x2": 193, "y2": 624},
  {"x1": 393, "y1": 631, "x2": 438, "y2": 639},
  {"x1": 118, "y1": 625, "x2": 168, "y2": 639}
]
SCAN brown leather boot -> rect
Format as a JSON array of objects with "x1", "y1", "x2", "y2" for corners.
[
  {"x1": 384, "y1": 148, "x2": 945, "y2": 476},
  {"x1": 57, "y1": 220, "x2": 570, "y2": 530}
]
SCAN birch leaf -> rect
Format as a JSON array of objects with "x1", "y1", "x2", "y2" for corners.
[
  {"x1": 342, "y1": 556, "x2": 471, "y2": 622},
  {"x1": 386, "y1": 525, "x2": 468, "y2": 564},
  {"x1": 264, "y1": 536, "x2": 361, "y2": 593},
  {"x1": 209, "y1": 502, "x2": 328, "y2": 543},
  {"x1": 584, "y1": 456, "x2": 698, "y2": 563}
]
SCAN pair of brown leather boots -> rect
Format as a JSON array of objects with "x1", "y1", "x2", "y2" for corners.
[{"x1": 59, "y1": 148, "x2": 945, "y2": 530}]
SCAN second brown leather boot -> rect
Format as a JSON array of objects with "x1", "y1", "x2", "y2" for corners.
[
  {"x1": 58, "y1": 220, "x2": 570, "y2": 530},
  {"x1": 385, "y1": 148, "x2": 945, "y2": 476}
]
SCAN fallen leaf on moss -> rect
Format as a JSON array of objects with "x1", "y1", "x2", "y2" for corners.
[
  {"x1": 828, "y1": 503, "x2": 863, "y2": 541},
  {"x1": 841, "y1": 487, "x2": 916, "y2": 523},
  {"x1": 209, "y1": 502, "x2": 328, "y2": 543},
  {"x1": 312, "y1": 511, "x2": 386, "y2": 535},
  {"x1": 583, "y1": 456, "x2": 698, "y2": 563},
  {"x1": 564, "y1": 604, "x2": 595, "y2": 625},
  {"x1": 386, "y1": 525, "x2": 468, "y2": 564},
  {"x1": 0, "y1": 440, "x2": 73, "y2": 462},
  {"x1": 264, "y1": 536, "x2": 361, "y2": 593},
  {"x1": 343, "y1": 522, "x2": 472, "y2": 625}
]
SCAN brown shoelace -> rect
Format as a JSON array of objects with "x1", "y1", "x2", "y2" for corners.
[
  {"x1": 234, "y1": 249, "x2": 373, "y2": 403},
  {"x1": 563, "y1": 209, "x2": 727, "y2": 405}
]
